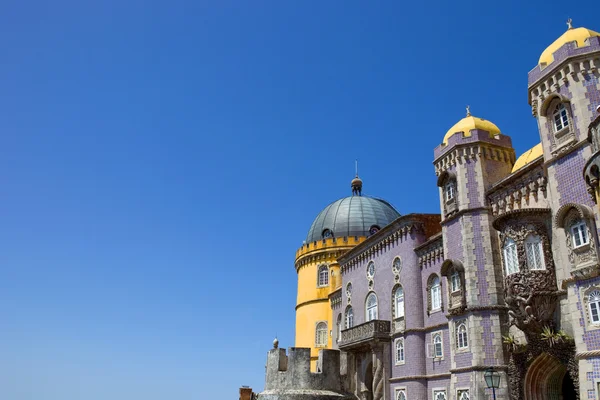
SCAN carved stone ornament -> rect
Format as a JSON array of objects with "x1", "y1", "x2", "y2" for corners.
[{"x1": 497, "y1": 214, "x2": 558, "y2": 334}]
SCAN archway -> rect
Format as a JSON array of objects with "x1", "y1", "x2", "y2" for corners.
[{"x1": 523, "y1": 353, "x2": 576, "y2": 400}]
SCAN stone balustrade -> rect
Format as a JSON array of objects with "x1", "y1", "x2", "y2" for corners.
[{"x1": 339, "y1": 320, "x2": 390, "y2": 350}]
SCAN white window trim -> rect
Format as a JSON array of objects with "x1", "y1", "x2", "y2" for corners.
[
  {"x1": 367, "y1": 261, "x2": 376, "y2": 279},
  {"x1": 432, "y1": 388, "x2": 448, "y2": 400},
  {"x1": 525, "y1": 234, "x2": 546, "y2": 270},
  {"x1": 345, "y1": 306, "x2": 354, "y2": 329},
  {"x1": 315, "y1": 321, "x2": 328, "y2": 347},
  {"x1": 589, "y1": 290, "x2": 600, "y2": 325},
  {"x1": 456, "y1": 321, "x2": 469, "y2": 350},
  {"x1": 430, "y1": 276, "x2": 442, "y2": 312},
  {"x1": 552, "y1": 103, "x2": 570, "y2": 133},
  {"x1": 457, "y1": 388, "x2": 470, "y2": 400},
  {"x1": 432, "y1": 331, "x2": 444, "y2": 359},
  {"x1": 366, "y1": 292, "x2": 378, "y2": 321},
  {"x1": 395, "y1": 337, "x2": 405, "y2": 365},
  {"x1": 450, "y1": 271, "x2": 461, "y2": 293},
  {"x1": 394, "y1": 286, "x2": 405, "y2": 319},
  {"x1": 317, "y1": 265, "x2": 329, "y2": 287},
  {"x1": 444, "y1": 181, "x2": 455, "y2": 202},
  {"x1": 571, "y1": 221, "x2": 590, "y2": 249},
  {"x1": 503, "y1": 238, "x2": 519, "y2": 275}
]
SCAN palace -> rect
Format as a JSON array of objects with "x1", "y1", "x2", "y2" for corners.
[{"x1": 244, "y1": 21, "x2": 600, "y2": 400}]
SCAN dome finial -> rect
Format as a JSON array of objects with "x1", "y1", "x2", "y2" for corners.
[
  {"x1": 466, "y1": 105, "x2": 471, "y2": 117},
  {"x1": 567, "y1": 18, "x2": 573, "y2": 30},
  {"x1": 351, "y1": 160, "x2": 362, "y2": 196}
]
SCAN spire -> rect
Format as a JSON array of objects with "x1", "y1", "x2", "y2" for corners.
[
  {"x1": 351, "y1": 160, "x2": 363, "y2": 196},
  {"x1": 466, "y1": 105, "x2": 471, "y2": 117},
  {"x1": 567, "y1": 18, "x2": 573, "y2": 30}
]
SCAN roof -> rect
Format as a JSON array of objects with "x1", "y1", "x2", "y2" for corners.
[
  {"x1": 442, "y1": 115, "x2": 501, "y2": 145},
  {"x1": 305, "y1": 196, "x2": 400, "y2": 243},
  {"x1": 539, "y1": 26, "x2": 600, "y2": 66},
  {"x1": 511, "y1": 143, "x2": 543, "y2": 173}
]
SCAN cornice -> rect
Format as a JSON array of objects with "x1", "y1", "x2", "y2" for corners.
[{"x1": 434, "y1": 142, "x2": 515, "y2": 176}]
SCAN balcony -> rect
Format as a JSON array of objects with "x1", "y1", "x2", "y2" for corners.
[{"x1": 339, "y1": 320, "x2": 391, "y2": 351}]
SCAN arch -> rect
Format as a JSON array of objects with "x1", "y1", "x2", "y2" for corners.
[
  {"x1": 440, "y1": 259, "x2": 464, "y2": 277},
  {"x1": 427, "y1": 274, "x2": 442, "y2": 311},
  {"x1": 345, "y1": 306, "x2": 354, "y2": 328},
  {"x1": 315, "y1": 321, "x2": 328, "y2": 347},
  {"x1": 392, "y1": 284, "x2": 405, "y2": 319},
  {"x1": 523, "y1": 353, "x2": 574, "y2": 400},
  {"x1": 365, "y1": 292, "x2": 378, "y2": 321},
  {"x1": 555, "y1": 202, "x2": 595, "y2": 228},
  {"x1": 539, "y1": 93, "x2": 570, "y2": 117},
  {"x1": 317, "y1": 264, "x2": 329, "y2": 287},
  {"x1": 436, "y1": 170, "x2": 457, "y2": 187}
]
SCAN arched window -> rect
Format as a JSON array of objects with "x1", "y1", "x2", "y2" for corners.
[
  {"x1": 552, "y1": 103, "x2": 569, "y2": 132},
  {"x1": 434, "y1": 391, "x2": 447, "y2": 400},
  {"x1": 458, "y1": 391, "x2": 469, "y2": 400},
  {"x1": 317, "y1": 265, "x2": 329, "y2": 287},
  {"x1": 366, "y1": 292, "x2": 378, "y2": 321},
  {"x1": 450, "y1": 271, "x2": 461, "y2": 292},
  {"x1": 315, "y1": 322, "x2": 327, "y2": 347},
  {"x1": 444, "y1": 181, "x2": 455, "y2": 201},
  {"x1": 395, "y1": 338, "x2": 405, "y2": 364},
  {"x1": 433, "y1": 333, "x2": 443, "y2": 358},
  {"x1": 345, "y1": 306, "x2": 354, "y2": 328},
  {"x1": 396, "y1": 390, "x2": 406, "y2": 400},
  {"x1": 456, "y1": 322, "x2": 468, "y2": 349},
  {"x1": 589, "y1": 291, "x2": 600, "y2": 324},
  {"x1": 336, "y1": 314, "x2": 342, "y2": 342},
  {"x1": 430, "y1": 276, "x2": 442, "y2": 311},
  {"x1": 394, "y1": 286, "x2": 405, "y2": 319},
  {"x1": 346, "y1": 282, "x2": 352, "y2": 298},
  {"x1": 525, "y1": 234, "x2": 545, "y2": 270},
  {"x1": 503, "y1": 238, "x2": 519, "y2": 275},
  {"x1": 571, "y1": 220, "x2": 589, "y2": 248}
]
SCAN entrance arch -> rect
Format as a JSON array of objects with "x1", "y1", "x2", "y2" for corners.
[{"x1": 524, "y1": 353, "x2": 576, "y2": 400}]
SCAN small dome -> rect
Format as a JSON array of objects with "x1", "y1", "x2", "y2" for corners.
[
  {"x1": 512, "y1": 143, "x2": 543, "y2": 173},
  {"x1": 442, "y1": 115, "x2": 501, "y2": 145},
  {"x1": 539, "y1": 26, "x2": 600, "y2": 66},
  {"x1": 306, "y1": 196, "x2": 400, "y2": 243}
]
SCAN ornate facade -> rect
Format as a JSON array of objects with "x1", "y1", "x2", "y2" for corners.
[{"x1": 245, "y1": 22, "x2": 600, "y2": 400}]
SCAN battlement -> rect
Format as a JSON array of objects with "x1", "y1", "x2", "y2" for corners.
[
  {"x1": 264, "y1": 347, "x2": 345, "y2": 392},
  {"x1": 295, "y1": 236, "x2": 366, "y2": 259},
  {"x1": 434, "y1": 129, "x2": 514, "y2": 160}
]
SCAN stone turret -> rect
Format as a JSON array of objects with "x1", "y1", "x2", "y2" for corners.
[{"x1": 258, "y1": 346, "x2": 352, "y2": 400}]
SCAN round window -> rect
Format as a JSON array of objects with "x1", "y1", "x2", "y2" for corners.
[
  {"x1": 346, "y1": 282, "x2": 352, "y2": 297},
  {"x1": 367, "y1": 262, "x2": 375, "y2": 278}
]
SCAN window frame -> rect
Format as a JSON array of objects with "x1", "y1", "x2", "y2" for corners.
[
  {"x1": 345, "y1": 306, "x2": 354, "y2": 329},
  {"x1": 430, "y1": 276, "x2": 442, "y2": 311},
  {"x1": 457, "y1": 389, "x2": 470, "y2": 400},
  {"x1": 503, "y1": 237, "x2": 520, "y2": 275},
  {"x1": 394, "y1": 285, "x2": 405, "y2": 319},
  {"x1": 366, "y1": 292, "x2": 378, "y2": 321},
  {"x1": 317, "y1": 265, "x2": 329, "y2": 287},
  {"x1": 432, "y1": 332, "x2": 443, "y2": 358},
  {"x1": 552, "y1": 103, "x2": 570, "y2": 133},
  {"x1": 336, "y1": 314, "x2": 342, "y2": 342},
  {"x1": 589, "y1": 291, "x2": 600, "y2": 325},
  {"x1": 395, "y1": 388, "x2": 407, "y2": 400},
  {"x1": 444, "y1": 181, "x2": 455, "y2": 202},
  {"x1": 525, "y1": 234, "x2": 546, "y2": 270},
  {"x1": 456, "y1": 321, "x2": 468, "y2": 350},
  {"x1": 433, "y1": 389, "x2": 447, "y2": 400},
  {"x1": 367, "y1": 261, "x2": 375, "y2": 279},
  {"x1": 315, "y1": 321, "x2": 328, "y2": 347},
  {"x1": 450, "y1": 271, "x2": 461, "y2": 292},
  {"x1": 395, "y1": 337, "x2": 405, "y2": 365},
  {"x1": 571, "y1": 221, "x2": 590, "y2": 249}
]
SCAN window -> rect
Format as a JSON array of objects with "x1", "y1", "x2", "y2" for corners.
[
  {"x1": 367, "y1": 262, "x2": 375, "y2": 278},
  {"x1": 503, "y1": 238, "x2": 519, "y2": 275},
  {"x1": 456, "y1": 322, "x2": 468, "y2": 349},
  {"x1": 457, "y1": 390, "x2": 469, "y2": 400},
  {"x1": 369, "y1": 225, "x2": 380, "y2": 235},
  {"x1": 322, "y1": 229, "x2": 333, "y2": 238},
  {"x1": 433, "y1": 333, "x2": 443, "y2": 358},
  {"x1": 430, "y1": 276, "x2": 442, "y2": 311},
  {"x1": 317, "y1": 265, "x2": 329, "y2": 287},
  {"x1": 450, "y1": 271, "x2": 461, "y2": 292},
  {"x1": 553, "y1": 103, "x2": 569, "y2": 132},
  {"x1": 346, "y1": 282, "x2": 352, "y2": 297},
  {"x1": 395, "y1": 338, "x2": 405, "y2": 364},
  {"x1": 345, "y1": 306, "x2": 354, "y2": 328},
  {"x1": 525, "y1": 234, "x2": 545, "y2": 270},
  {"x1": 394, "y1": 286, "x2": 405, "y2": 319},
  {"x1": 392, "y1": 257, "x2": 402, "y2": 273},
  {"x1": 433, "y1": 390, "x2": 447, "y2": 400},
  {"x1": 589, "y1": 291, "x2": 600, "y2": 324},
  {"x1": 366, "y1": 292, "x2": 378, "y2": 321},
  {"x1": 444, "y1": 181, "x2": 455, "y2": 201},
  {"x1": 396, "y1": 390, "x2": 406, "y2": 400},
  {"x1": 337, "y1": 314, "x2": 342, "y2": 342},
  {"x1": 571, "y1": 221, "x2": 589, "y2": 248},
  {"x1": 315, "y1": 322, "x2": 327, "y2": 347}
]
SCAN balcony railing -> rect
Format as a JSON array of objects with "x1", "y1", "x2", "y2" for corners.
[{"x1": 339, "y1": 319, "x2": 391, "y2": 350}]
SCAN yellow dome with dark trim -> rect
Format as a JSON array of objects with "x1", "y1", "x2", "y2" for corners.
[
  {"x1": 443, "y1": 115, "x2": 501, "y2": 145},
  {"x1": 512, "y1": 143, "x2": 543, "y2": 173},
  {"x1": 539, "y1": 26, "x2": 600, "y2": 66}
]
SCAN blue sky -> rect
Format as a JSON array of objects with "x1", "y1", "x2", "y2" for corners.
[{"x1": 0, "y1": 1, "x2": 594, "y2": 399}]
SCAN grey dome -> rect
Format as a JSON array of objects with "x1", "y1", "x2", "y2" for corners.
[{"x1": 306, "y1": 196, "x2": 400, "y2": 243}]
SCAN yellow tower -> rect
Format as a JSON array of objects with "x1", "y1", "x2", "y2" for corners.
[{"x1": 294, "y1": 176, "x2": 400, "y2": 368}]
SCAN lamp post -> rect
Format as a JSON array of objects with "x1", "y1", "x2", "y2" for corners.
[{"x1": 484, "y1": 367, "x2": 501, "y2": 400}]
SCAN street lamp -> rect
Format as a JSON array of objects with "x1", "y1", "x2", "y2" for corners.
[{"x1": 484, "y1": 367, "x2": 501, "y2": 400}]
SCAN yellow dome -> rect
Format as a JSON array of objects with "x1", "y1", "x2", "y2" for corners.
[
  {"x1": 539, "y1": 27, "x2": 600, "y2": 66},
  {"x1": 512, "y1": 143, "x2": 543, "y2": 173},
  {"x1": 442, "y1": 115, "x2": 501, "y2": 145}
]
